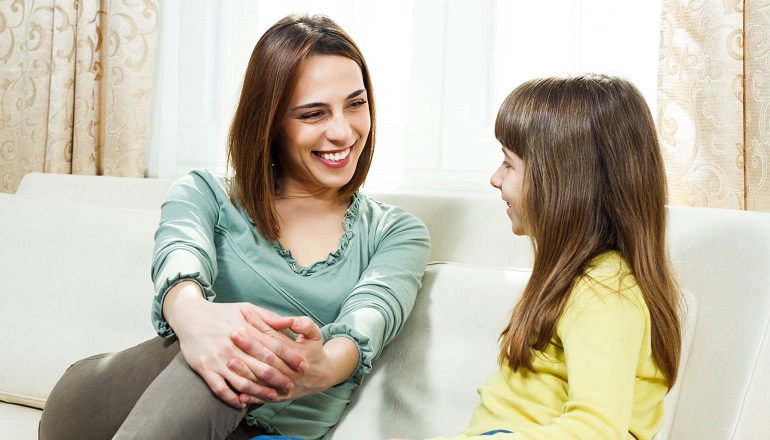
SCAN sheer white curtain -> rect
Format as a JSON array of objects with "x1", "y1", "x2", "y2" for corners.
[{"x1": 147, "y1": 0, "x2": 660, "y2": 194}]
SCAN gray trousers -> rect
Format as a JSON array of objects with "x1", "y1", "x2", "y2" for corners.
[{"x1": 38, "y1": 337, "x2": 265, "y2": 440}]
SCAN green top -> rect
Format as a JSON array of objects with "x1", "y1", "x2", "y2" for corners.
[
  {"x1": 150, "y1": 169, "x2": 430, "y2": 439},
  {"x1": 432, "y1": 251, "x2": 668, "y2": 440}
]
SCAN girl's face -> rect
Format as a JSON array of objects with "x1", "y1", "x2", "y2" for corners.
[
  {"x1": 490, "y1": 147, "x2": 527, "y2": 236},
  {"x1": 278, "y1": 55, "x2": 371, "y2": 195}
]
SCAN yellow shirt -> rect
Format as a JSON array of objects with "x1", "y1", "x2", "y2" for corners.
[{"x1": 433, "y1": 251, "x2": 668, "y2": 440}]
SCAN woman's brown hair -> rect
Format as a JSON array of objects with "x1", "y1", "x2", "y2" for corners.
[
  {"x1": 495, "y1": 73, "x2": 682, "y2": 387},
  {"x1": 227, "y1": 14, "x2": 376, "y2": 242}
]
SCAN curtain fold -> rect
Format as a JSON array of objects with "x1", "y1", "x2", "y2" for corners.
[
  {"x1": 659, "y1": 0, "x2": 770, "y2": 212},
  {"x1": 744, "y1": 0, "x2": 770, "y2": 211},
  {"x1": 0, "y1": 0, "x2": 158, "y2": 193}
]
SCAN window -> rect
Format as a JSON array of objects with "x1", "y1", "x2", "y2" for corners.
[{"x1": 147, "y1": 0, "x2": 661, "y2": 194}]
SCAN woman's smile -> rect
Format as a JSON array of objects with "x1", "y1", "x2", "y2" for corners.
[{"x1": 312, "y1": 146, "x2": 353, "y2": 168}]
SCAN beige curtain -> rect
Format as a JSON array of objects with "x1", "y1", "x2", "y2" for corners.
[
  {"x1": 659, "y1": 0, "x2": 770, "y2": 212},
  {"x1": 0, "y1": 0, "x2": 158, "y2": 193}
]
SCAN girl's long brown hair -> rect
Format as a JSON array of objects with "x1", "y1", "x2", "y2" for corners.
[
  {"x1": 227, "y1": 14, "x2": 376, "y2": 242},
  {"x1": 496, "y1": 74, "x2": 682, "y2": 387}
]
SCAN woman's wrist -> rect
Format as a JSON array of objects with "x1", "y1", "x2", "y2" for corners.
[
  {"x1": 162, "y1": 280, "x2": 205, "y2": 332},
  {"x1": 314, "y1": 336, "x2": 359, "y2": 388}
]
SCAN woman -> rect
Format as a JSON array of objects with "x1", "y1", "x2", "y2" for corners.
[{"x1": 40, "y1": 14, "x2": 430, "y2": 440}]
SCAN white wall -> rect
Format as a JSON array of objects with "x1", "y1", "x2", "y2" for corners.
[{"x1": 147, "y1": 0, "x2": 661, "y2": 194}]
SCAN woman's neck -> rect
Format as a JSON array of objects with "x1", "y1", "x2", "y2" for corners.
[{"x1": 275, "y1": 180, "x2": 350, "y2": 211}]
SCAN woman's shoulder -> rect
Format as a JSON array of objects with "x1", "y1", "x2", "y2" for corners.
[
  {"x1": 355, "y1": 192, "x2": 429, "y2": 233},
  {"x1": 169, "y1": 169, "x2": 231, "y2": 200},
  {"x1": 355, "y1": 191, "x2": 427, "y2": 225}
]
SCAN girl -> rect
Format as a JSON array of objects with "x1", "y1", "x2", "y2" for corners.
[{"x1": 403, "y1": 74, "x2": 682, "y2": 439}]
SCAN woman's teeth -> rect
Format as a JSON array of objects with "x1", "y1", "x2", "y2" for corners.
[{"x1": 315, "y1": 148, "x2": 351, "y2": 162}]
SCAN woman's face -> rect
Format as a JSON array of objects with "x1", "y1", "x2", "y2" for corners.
[
  {"x1": 277, "y1": 55, "x2": 370, "y2": 194},
  {"x1": 490, "y1": 147, "x2": 527, "y2": 236}
]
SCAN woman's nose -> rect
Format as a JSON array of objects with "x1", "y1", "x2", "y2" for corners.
[{"x1": 325, "y1": 113, "x2": 353, "y2": 144}]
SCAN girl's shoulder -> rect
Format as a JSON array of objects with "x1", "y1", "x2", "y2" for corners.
[{"x1": 567, "y1": 251, "x2": 646, "y2": 312}]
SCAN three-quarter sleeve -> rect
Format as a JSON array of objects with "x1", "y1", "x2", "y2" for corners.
[
  {"x1": 150, "y1": 171, "x2": 222, "y2": 337},
  {"x1": 323, "y1": 206, "x2": 431, "y2": 383}
]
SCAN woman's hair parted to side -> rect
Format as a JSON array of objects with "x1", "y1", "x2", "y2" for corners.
[
  {"x1": 227, "y1": 14, "x2": 376, "y2": 242},
  {"x1": 495, "y1": 73, "x2": 682, "y2": 387}
]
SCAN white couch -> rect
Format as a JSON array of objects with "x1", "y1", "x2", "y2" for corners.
[{"x1": 1, "y1": 172, "x2": 769, "y2": 439}]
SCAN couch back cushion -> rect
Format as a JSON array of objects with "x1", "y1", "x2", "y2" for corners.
[
  {"x1": 14, "y1": 172, "x2": 174, "y2": 210},
  {"x1": 665, "y1": 206, "x2": 770, "y2": 439},
  {"x1": 366, "y1": 191, "x2": 535, "y2": 268},
  {"x1": 0, "y1": 194, "x2": 158, "y2": 408},
  {"x1": 328, "y1": 263, "x2": 528, "y2": 439},
  {"x1": 328, "y1": 262, "x2": 697, "y2": 440}
]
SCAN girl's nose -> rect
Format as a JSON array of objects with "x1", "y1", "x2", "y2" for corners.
[{"x1": 490, "y1": 167, "x2": 503, "y2": 189}]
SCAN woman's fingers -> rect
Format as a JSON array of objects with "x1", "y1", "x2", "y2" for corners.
[
  {"x1": 222, "y1": 359, "x2": 281, "y2": 403},
  {"x1": 197, "y1": 369, "x2": 243, "y2": 408},
  {"x1": 289, "y1": 315, "x2": 323, "y2": 342},
  {"x1": 171, "y1": 300, "x2": 302, "y2": 407},
  {"x1": 226, "y1": 358, "x2": 291, "y2": 403},
  {"x1": 240, "y1": 306, "x2": 292, "y2": 335},
  {"x1": 228, "y1": 331, "x2": 297, "y2": 391},
  {"x1": 239, "y1": 308, "x2": 308, "y2": 372}
]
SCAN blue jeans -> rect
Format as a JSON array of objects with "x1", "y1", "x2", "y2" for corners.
[
  {"x1": 250, "y1": 437, "x2": 302, "y2": 440},
  {"x1": 250, "y1": 430, "x2": 511, "y2": 439}
]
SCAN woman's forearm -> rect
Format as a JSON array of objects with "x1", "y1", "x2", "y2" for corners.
[{"x1": 162, "y1": 280, "x2": 207, "y2": 332}]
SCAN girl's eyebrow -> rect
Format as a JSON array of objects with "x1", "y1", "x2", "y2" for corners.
[{"x1": 291, "y1": 89, "x2": 367, "y2": 111}]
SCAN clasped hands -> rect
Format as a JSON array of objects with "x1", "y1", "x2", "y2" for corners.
[
  {"x1": 165, "y1": 281, "x2": 359, "y2": 409},
  {"x1": 185, "y1": 302, "x2": 331, "y2": 409},
  {"x1": 165, "y1": 281, "x2": 336, "y2": 409},
  {"x1": 225, "y1": 305, "x2": 326, "y2": 407}
]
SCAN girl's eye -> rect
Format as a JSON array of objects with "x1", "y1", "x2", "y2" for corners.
[{"x1": 502, "y1": 161, "x2": 511, "y2": 169}]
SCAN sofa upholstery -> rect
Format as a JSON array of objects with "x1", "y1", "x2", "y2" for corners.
[{"x1": 1, "y1": 172, "x2": 768, "y2": 439}]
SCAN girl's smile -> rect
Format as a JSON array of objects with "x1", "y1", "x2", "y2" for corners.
[{"x1": 490, "y1": 147, "x2": 526, "y2": 236}]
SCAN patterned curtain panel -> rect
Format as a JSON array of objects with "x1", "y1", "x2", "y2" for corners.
[
  {"x1": 0, "y1": 0, "x2": 158, "y2": 193},
  {"x1": 745, "y1": 0, "x2": 770, "y2": 211},
  {"x1": 659, "y1": 0, "x2": 770, "y2": 212}
]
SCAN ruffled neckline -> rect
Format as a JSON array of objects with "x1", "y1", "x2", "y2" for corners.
[{"x1": 272, "y1": 192, "x2": 362, "y2": 276}]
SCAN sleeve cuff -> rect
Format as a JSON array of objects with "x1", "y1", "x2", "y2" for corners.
[
  {"x1": 321, "y1": 323, "x2": 374, "y2": 384},
  {"x1": 151, "y1": 272, "x2": 209, "y2": 338}
]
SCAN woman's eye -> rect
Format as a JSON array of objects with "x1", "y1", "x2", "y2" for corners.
[
  {"x1": 348, "y1": 99, "x2": 367, "y2": 109},
  {"x1": 502, "y1": 161, "x2": 511, "y2": 169},
  {"x1": 299, "y1": 111, "x2": 323, "y2": 120}
]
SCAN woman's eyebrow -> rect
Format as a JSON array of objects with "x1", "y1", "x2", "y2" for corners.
[
  {"x1": 347, "y1": 88, "x2": 366, "y2": 99},
  {"x1": 291, "y1": 89, "x2": 367, "y2": 111}
]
